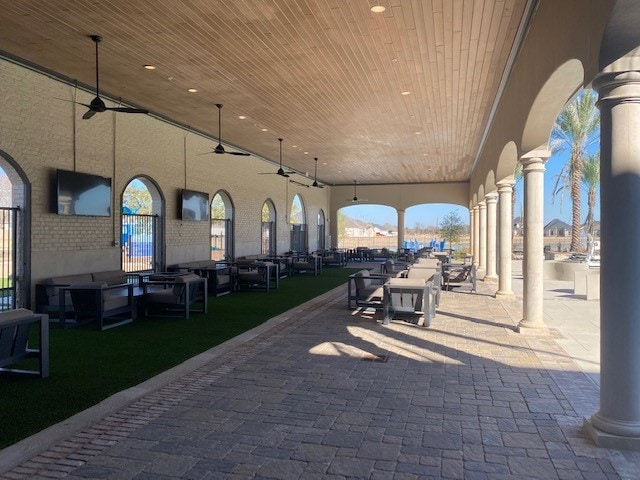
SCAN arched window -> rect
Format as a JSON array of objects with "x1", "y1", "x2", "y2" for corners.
[
  {"x1": 289, "y1": 194, "x2": 307, "y2": 253},
  {"x1": 261, "y1": 200, "x2": 276, "y2": 255},
  {"x1": 0, "y1": 155, "x2": 29, "y2": 310},
  {"x1": 317, "y1": 209, "x2": 326, "y2": 251},
  {"x1": 211, "y1": 191, "x2": 234, "y2": 261},
  {"x1": 121, "y1": 177, "x2": 163, "y2": 273}
]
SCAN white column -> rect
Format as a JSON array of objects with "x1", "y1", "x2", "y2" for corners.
[
  {"x1": 586, "y1": 71, "x2": 640, "y2": 449},
  {"x1": 478, "y1": 201, "x2": 487, "y2": 271},
  {"x1": 397, "y1": 209, "x2": 405, "y2": 252},
  {"x1": 517, "y1": 151, "x2": 550, "y2": 333},
  {"x1": 469, "y1": 209, "x2": 474, "y2": 259},
  {"x1": 496, "y1": 180, "x2": 515, "y2": 297},
  {"x1": 484, "y1": 192, "x2": 498, "y2": 282},
  {"x1": 473, "y1": 206, "x2": 480, "y2": 266}
]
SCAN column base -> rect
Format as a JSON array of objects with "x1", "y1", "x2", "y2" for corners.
[
  {"x1": 585, "y1": 417, "x2": 640, "y2": 451},
  {"x1": 495, "y1": 290, "x2": 515, "y2": 298},
  {"x1": 516, "y1": 320, "x2": 549, "y2": 335},
  {"x1": 483, "y1": 275, "x2": 498, "y2": 283}
]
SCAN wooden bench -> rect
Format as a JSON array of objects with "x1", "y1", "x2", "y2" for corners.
[{"x1": 0, "y1": 309, "x2": 49, "y2": 378}]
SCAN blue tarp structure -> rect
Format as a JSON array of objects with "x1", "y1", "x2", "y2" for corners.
[
  {"x1": 402, "y1": 240, "x2": 426, "y2": 252},
  {"x1": 129, "y1": 241, "x2": 153, "y2": 257}
]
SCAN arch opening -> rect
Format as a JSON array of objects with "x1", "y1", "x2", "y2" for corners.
[
  {"x1": 121, "y1": 177, "x2": 164, "y2": 273},
  {"x1": 261, "y1": 199, "x2": 277, "y2": 256},
  {"x1": 211, "y1": 191, "x2": 234, "y2": 261}
]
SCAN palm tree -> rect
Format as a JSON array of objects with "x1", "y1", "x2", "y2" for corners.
[
  {"x1": 581, "y1": 152, "x2": 600, "y2": 236},
  {"x1": 549, "y1": 89, "x2": 600, "y2": 251}
]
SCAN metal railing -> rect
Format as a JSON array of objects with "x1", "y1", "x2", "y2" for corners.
[
  {"x1": 122, "y1": 213, "x2": 157, "y2": 273},
  {"x1": 0, "y1": 207, "x2": 18, "y2": 311}
]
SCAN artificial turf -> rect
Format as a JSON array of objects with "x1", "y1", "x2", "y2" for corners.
[{"x1": 0, "y1": 267, "x2": 359, "y2": 449}]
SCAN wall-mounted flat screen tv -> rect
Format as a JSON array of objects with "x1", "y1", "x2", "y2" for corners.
[
  {"x1": 55, "y1": 169, "x2": 112, "y2": 217},
  {"x1": 181, "y1": 189, "x2": 209, "y2": 221}
]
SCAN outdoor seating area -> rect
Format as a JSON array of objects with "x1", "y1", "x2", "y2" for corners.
[
  {"x1": 5, "y1": 0, "x2": 640, "y2": 475},
  {"x1": 348, "y1": 251, "x2": 475, "y2": 327}
]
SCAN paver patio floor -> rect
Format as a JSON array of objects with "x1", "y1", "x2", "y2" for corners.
[{"x1": 2, "y1": 271, "x2": 639, "y2": 479}]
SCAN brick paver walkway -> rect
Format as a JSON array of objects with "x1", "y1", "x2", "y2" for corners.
[{"x1": 3, "y1": 279, "x2": 640, "y2": 479}]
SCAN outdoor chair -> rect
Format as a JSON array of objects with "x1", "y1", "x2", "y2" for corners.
[
  {"x1": 236, "y1": 262, "x2": 277, "y2": 292},
  {"x1": 380, "y1": 259, "x2": 406, "y2": 277},
  {"x1": 143, "y1": 273, "x2": 208, "y2": 319},
  {"x1": 0, "y1": 309, "x2": 49, "y2": 378},
  {"x1": 291, "y1": 255, "x2": 321, "y2": 276},
  {"x1": 65, "y1": 282, "x2": 136, "y2": 330},
  {"x1": 347, "y1": 269, "x2": 387, "y2": 309},
  {"x1": 442, "y1": 264, "x2": 477, "y2": 292},
  {"x1": 382, "y1": 278, "x2": 437, "y2": 327},
  {"x1": 321, "y1": 250, "x2": 345, "y2": 267}
]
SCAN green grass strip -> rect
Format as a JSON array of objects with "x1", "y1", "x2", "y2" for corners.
[{"x1": 0, "y1": 268, "x2": 360, "y2": 449}]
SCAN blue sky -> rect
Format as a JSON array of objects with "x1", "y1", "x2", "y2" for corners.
[{"x1": 342, "y1": 148, "x2": 600, "y2": 228}]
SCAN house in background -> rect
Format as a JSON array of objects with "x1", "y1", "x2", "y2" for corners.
[{"x1": 544, "y1": 219, "x2": 571, "y2": 237}]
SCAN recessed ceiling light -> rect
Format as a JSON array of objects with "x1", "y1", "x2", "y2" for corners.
[
  {"x1": 423, "y1": 153, "x2": 429, "y2": 156},
  {"x1": 304, "y1": 151, "x2": 309, "y2": 154},
  {"x1": 401, "y1": 91, "x2": 411, "y2": 95},
  {"x1": 323, "y1": 162, "x2": 327, "y2": 165},
  {"x1": 143, "y1": 64, "x2": 156, "y2": 70},
  {"x1": 414, "y1": 131, "x2": 422, "y2": 135},
  {"x1": 238, "y1": 115, "x2": 246, "y2": 119},
  {"x1": 261, "y1": 128, "x2": 268, "y2": 132},
  {"x1": 187, "y1": 88, "x2": 198, "y2": 93},
  {"x1": 371, "y1": 5, "x2": 386, "y2": 13},
  {"x1": 292, "y1": 145, "x2": 297, "y2": 148}
]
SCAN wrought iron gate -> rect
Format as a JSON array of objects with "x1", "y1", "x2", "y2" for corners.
[
  {"x1": 122, "y1": 213, "x2": 157, "y2": 273},
  {"x1": 0, "y1": 207, "x2": 18, "y2": 311}
]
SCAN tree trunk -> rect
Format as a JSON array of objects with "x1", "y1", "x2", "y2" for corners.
[
  {"x1": 570, "y1": 154, "x2": 583, "y2": 251},
  {"x1": 587, "y1": 188, "x2": 596, "y2": 235}
]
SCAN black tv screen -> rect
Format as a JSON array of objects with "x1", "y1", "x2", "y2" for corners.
[
  {"x1": 181, "y1": 189, "x2": 209, "y2": 221},
  {"x1": 56, "y1": 169, "x2": 112, "y2": 217}
]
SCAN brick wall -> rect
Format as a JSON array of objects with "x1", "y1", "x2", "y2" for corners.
[{"x1": 0, "y1": 58, "x2": 330, "y2": 299}]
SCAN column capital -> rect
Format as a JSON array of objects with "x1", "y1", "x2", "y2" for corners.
[
  {"x1": 496, "y1": 179, "x2": 515, "y2": 192},
  {"x1": 472, "y1": 205, "x2": 480, "y2": 212},
  {"x1": 519, "y1": 151, "x2": 549, "y2": 172},
  {"x1": 396, "y1": 208, "x2": 405, "y2": 213},
  {"x1": 478, "y1": 200, "x2": 487, "y2": 209},
  {"x1": 485, "y1": 192, "x2": 498, "y2": 204},
  {"x1": 593, "y1": 70, "x2": 640, "y2": 105}
]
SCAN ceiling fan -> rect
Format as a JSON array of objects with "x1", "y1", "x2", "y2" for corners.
[
  {"x1": 312, "y1": 157, "x2": 324, "y2": 188},
  {"x1": 348, "y1": 180, "x2": 368, "y2": 203},
  {"x1": 259, "y1": 138, "x2": 295, "y2": 177},
  {"x1": 202, "y1": 104, "x2": 251, "y2": 156},
  {"x1": 80, "y1": 35, "x2": 149, "y2": 120}
]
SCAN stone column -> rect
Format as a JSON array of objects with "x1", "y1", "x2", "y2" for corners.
[
  {"x1": 397, "y1": 209, "x2": 405, "y2": 252},
  {"x1": 484, "y1": 192, "x2": 498, "y2": 282},
  {"x1": 517, "y1": 151, "x2": 550, "y2": 333},
  {"x1": 478, "y1": 201, "x2": 487, "y2": 271},
  {"x1": 496, "y1": 180, "x2": 515, "y2": 297},
  {"x1": 473, "y1": 206, "x2": 480, "y2": 266},
  {"x1": 469, "y1": 209, "x2": 475, "y2": 258},
  {"x1": 586, "y1": 71, "x2": 640, "y2": 449}
]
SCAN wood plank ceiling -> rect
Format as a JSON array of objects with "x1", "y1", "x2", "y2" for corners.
[{"x1": 0, "y1": 0, "x2": 528, "y2": 186}]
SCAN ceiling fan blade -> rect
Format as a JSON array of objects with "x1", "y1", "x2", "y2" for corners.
[
  {"x1": 290, "y1": 179, "x2": 310, "y2": 188},
  {"x1": 82, "y1": 109, "x2": 97, "y2": 120},
  {"x1": 106, "y1": 107, "x2": 149, "y2": 114},
  {"x1": 227, "y1": 151, "x2": 251, "y2": 156}
]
